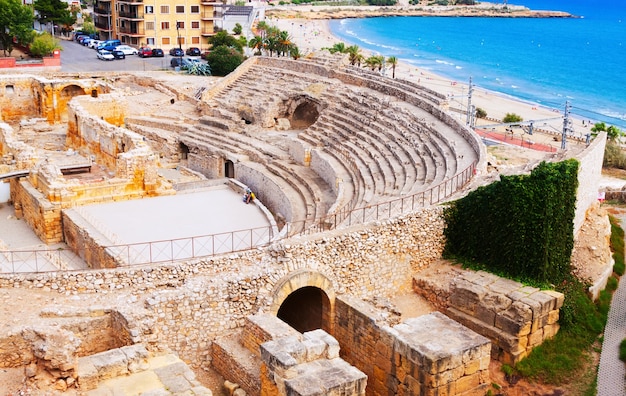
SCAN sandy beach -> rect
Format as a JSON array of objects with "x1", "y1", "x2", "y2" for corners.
[{"x1": 269, "y1": 15, "x2": 591, "y2": 153}]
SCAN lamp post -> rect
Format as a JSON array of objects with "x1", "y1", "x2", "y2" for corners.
[{"x1": 176, "y1": 21, "x2": 182, "y2": 67}]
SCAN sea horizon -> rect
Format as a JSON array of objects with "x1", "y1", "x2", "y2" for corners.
[{"x1": 328, "y1": 0, "x2": 626, "y2": 130}]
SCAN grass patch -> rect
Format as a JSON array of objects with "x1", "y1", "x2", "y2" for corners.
[
  {"x1": 610, "y1": 215, "x2": 625, "y2": 275},
  {"x1": 514, "y1": 214, "x2": 625, "y2": 390}
]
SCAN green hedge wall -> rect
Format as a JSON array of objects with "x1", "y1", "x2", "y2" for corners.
[{"x1": 443, "y1": 159, "x2": 579, "y2": 284}]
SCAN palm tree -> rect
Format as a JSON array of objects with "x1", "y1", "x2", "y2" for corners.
[
  {"x1": 248, "y1": 35, "x2": 264, "y2": 55},
  {"x1": 364, "y1": 56, "x2": 380, "y2": 71},
  {"x1": 277, "y1": 30, "x2": 292, "y2": 57},
  {"x1": 387, "y1": 56, "x2": 398, "y2": 78},
  {"x1": 326, "y1": 42, "x2": 347, "y2": 54},
  {"x1": 346, "y1": 45, "x2": 362, "y2": 66},
  {"x1": 290, "y1": 46, "x2": 301, "y2": 60}
]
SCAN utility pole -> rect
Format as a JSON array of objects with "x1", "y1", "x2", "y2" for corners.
[
  {"x1": 561, "y1": 100, "x2": 571, "y2": 150},
  {"x1": 466, "y1": 76, "x2": 474, "y2": 126}
]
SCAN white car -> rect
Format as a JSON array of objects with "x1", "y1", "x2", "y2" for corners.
[
  {"x1": 88, "y1": 40, "x2": 102, "y2": 49},
  {"x1": 115, "y1": 45, "x2": 138, "y2": 55},
  {"x1": 97, "y1": 49, "x2": 114, "y2": 61}
]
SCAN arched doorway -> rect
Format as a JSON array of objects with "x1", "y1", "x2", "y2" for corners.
[
  {"x1": 277, "y1": 286, "x2": 329, "y2": 333},
  {"x1": 224, "y1": 160, "x2": 234, "y2": 178},
  {"x1": 270, "y1": 270, "x2": 335, "y2": 334},
  {"x1": 179, "y1": 142, "x2": 189, "y2": 160},
  {"x1": 58, "y1": 84, "x2": 86, "y2": 122}
]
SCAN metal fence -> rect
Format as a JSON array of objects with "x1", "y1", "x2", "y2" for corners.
[{"x1": 0, "y1": 162, "x2": 476, "y2": 273}]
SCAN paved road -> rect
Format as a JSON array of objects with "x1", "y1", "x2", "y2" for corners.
[{"x1": 59, "y1": 39, "x2": 176, "y2": 72}]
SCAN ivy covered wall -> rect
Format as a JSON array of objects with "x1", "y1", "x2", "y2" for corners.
[{"x1": 443, "y1": 159, "x2": 579, "y2": 283}]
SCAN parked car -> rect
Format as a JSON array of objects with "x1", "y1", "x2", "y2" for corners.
[
  {"x1": 170, "y1": 57, "x2": 201, "y2": 68},
  {"x1": 151, "y1": 48, "x2": 164, "y2": 57},
  {"x1": 81, "y1": 37, "x2": 93, "y2": 46},
  {"x1": 169, "y1": 47, "x2": 184, "y2": 57},
  {"x1": 111, "y1": 50, "x2": 126, "y2": 60},
  {"x1": 78, "y1": 36, "x2": 91, "y2": 45},
  {"x1": 201, "y1": 50, "x2": 211, "y2": 60},
  {"x1": 96, "y1": 49, "x2": 115, "y2": 61},
  {"x1": 115, "y1": 45, "x2": 138, "y2": 55},
  {"x1": 88, "y1": 40, "x2": 102, "y2": 49},
  {"x1": 138, "y1": 47, "x2": 152, "y2": 58},
  {"x1": 74, "y1": 34, "x2": 88, "y2": 42},
  {"x1": 186, "y1": 47, "x2": 201, "y2": 56}
]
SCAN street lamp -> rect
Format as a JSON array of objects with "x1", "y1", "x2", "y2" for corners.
[{"x1": 176, "y1": 21, "x2": 182, "y2": 68}]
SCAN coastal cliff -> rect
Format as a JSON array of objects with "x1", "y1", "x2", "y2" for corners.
[{"x1": 266, "y1": 4, "x2": 573, "y2": 20}]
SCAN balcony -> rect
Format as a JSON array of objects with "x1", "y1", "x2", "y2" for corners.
[
  {"x1": 117, "y1": 0, "x2": 143, "y2": 3},
  {"x1": 93, "y1": 7, "x2": 112, "y2": 15},
  {"x1": 118, "y1": 26, "x2": 145, "y2": 36},
  {"x1": 201, "y1": 12, "x2": 219, "y2": 21},
  {"x1": 118, "y1": 10, "x2": 144, "y2": 19},
  {"x1": 201, "y1": 0, "x2": 221, "y2": 4},
  {"x1": 94, "y1": 21, "x2": 113, "y2": 31},
  {"x1": 201, "y1": 26, "x2": 217, "y2": 36}
]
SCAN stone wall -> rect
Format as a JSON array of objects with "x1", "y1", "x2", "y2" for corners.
[
  {"x1": 444, "y1": 271, "x2": 563, "y2": 365},
  {"x1": 333, "y1": 296, "x2": 491, "y2": 396},
  {"x1": 0, "y1": 207, "x2": 446, "y2": 365},
  {"x1": 10, "y1": 179, "x2": 62, "y2": 244},
  {"x1": 574, "y1": 131, "x2": 607, "y2": 236},
  {"x1": 0, "y1": 77, "x2": 39, "y2": 123}
]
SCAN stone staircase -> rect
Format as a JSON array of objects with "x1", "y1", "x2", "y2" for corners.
[{"x1": 77, "y1": 344, "x2": 212, "y2": 395}]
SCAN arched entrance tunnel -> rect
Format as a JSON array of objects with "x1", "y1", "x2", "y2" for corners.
[
  {"x1": 271, "y1": 271, "x2": 335, "y2": 335},
  {"x1": 277, "y1": 286, "x2": 330, "y2": 333}
]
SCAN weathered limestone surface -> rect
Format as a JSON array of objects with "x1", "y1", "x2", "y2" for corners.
[
  {"x1": 260, "y1": 328, "x2": 366, "y2": 396},
  {"x1": 333, "y1": 296, "x2": 490, "y2": 396},
  {"x1": 415, "y1": 269, "x2": 564, "y2": 365}
]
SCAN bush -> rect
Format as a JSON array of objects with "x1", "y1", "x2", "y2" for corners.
[
  {"x1": 29, "y1": 32, "x2": 61, "y2": 58},
  {"x1": 503, "y1": 112, "x2": 523, "y2": 123},
  {"x1": 620, "y1": 339, "x2": 626, "y2": 362},
  {"x1": 610, "y1": 215, "x2": 625, "y2": 275},
  {"x1": 475, "y1": 107, "x2": 487, "y2": 119},
  {"x1": 603, "y1": 142, "x2": 626, "y2": 169},
  {"x1": 233, "y1": 23, "x2": 242, "y2": 35},
  {"x1": 204, "y1": 45, "x2": 244, "y2": 76},
  {"x1": 444, "y1": 159, "x2": 579, "y2": 284}
]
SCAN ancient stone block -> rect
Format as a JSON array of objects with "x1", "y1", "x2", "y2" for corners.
[
  {"x1": 449, "y1": 280, "x2": 487, "y2": 315},
  {"x1": 543, "y1": 290, "x2": 565, "y2": 309},
  {"x1": 76, "y1": 357, "x2": 98, "y2": 391},
  {"x1": 494, "y1": 313, "x2": 531, "y2": 337}
]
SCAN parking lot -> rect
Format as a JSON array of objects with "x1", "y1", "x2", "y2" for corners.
[{"x1": 60, "y1": 39, "x2": 183, "y2": 72}]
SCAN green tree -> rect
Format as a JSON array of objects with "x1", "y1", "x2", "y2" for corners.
[
  {"x1": 475, "y1": 107, "x2": 487, "y2": 119},
  {"x1": 346, "y1": 45, "x2": 362, "y2": 66},
  {"x1": 208, "y1": 30, "x2": 243, "y2": 53},
  {"x1": 0, "y1": 0, "x2": 35, "y2": 56},
  {"x1": 29, "y1": 31, "x2": 61, "y2": 57},
  {"x1": 502, "y1": 113, "x2": 523, "y2": 123},
  {"x1": 387, "y1": 56, "x2": 398, "y2": 78},
  {"x1": 34, "y1": 0, "x2": 75, "y2": 33},
  {"x1": 233, "y1": 23, "x2": 242, "y2": 35},
  {"x1": 205, "y1": 45, "x2": 244, "y2": 76},
  {"x1": 326, "y1": 42, "x2": 346, "y2": 54},
  {"x1": 248, "y1": 35, "x2": 264, "y2": 55},
  {"x1": 81, "y1": 21, "x2": 97, "y2": 35}
]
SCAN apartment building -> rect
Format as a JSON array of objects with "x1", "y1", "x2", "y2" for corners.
[{"x1": 92, "y1": 0, "x2": 220, "y2": 49}]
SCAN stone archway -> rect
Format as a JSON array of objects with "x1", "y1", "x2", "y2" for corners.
[
  {"x1": 290, "y1": 100, "x2": 320, "y2": 129},
  {"x1": 57, "y1": 84, "x2": 87, "y2": 122},
  {"x1": 270, "y1": 270, "x2": 335, "y2": 335}
]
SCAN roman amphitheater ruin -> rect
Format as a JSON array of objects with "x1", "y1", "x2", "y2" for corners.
[{"x1": 0, "y1": 53, "x2": 609, "y2": 395}]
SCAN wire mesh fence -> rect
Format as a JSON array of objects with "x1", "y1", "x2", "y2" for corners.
[{"x1": 0, "y1": 162, "x2": 476, "y2": 274}]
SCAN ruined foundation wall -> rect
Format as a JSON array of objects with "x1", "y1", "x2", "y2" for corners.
[
  {"x1": 334, "y1": 296, "x2": 491, "y2": 396},
  {"x1": 0, "y1": 207, "x2": 445, "y2": 365},
  {"x1": 421, "y1": 271, "x2": 565, "y2": 365},
  {"x1": 0, "y1": 77, "x2": 39, "y2": 123},
  {"x1": 10, "y1": 179, "x2": 62, "y2": 244}
]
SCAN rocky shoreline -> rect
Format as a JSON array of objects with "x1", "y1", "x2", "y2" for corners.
[{"x1": 266, "y1": 4, "x2": 574, "y2": 20}]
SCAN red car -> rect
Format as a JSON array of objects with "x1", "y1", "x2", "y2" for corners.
[{"x1": 138, "y1": 47, "x2": 152, "y2": 58}]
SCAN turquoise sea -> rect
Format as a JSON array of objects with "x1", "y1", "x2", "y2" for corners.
[{"x1": 328, "y1": 0, "x2": 626, "y2": 129}]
